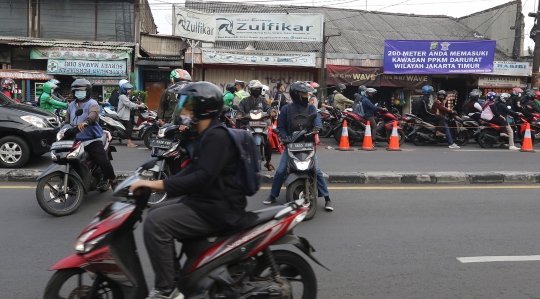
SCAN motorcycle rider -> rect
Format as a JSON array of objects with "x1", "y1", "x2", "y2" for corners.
[
  {"x1": 263, "y1": 81, "x2": 333, "y2": 211},
  {"x1": 65, "y1": 79, "x2": 117, "y2": 190},
  {"x1": 496, "y1": 93, "x2": 521, "y2": 150},
  {"x1": 432, "y1": 90, "x2": 460, "y2": 149},
  {"x1": 308, "y1": 81, "x2": 319, "y2": 108},
  {"x1": 39, "y1": 81, "x2": 68, "y2": 113},
  {"x1": 419, "y1": 86, "x2": 446, "y2": 137},
  {"x1": 510, "y1": 87, "x2": 523, "y2": 112},
  {"x1": 233, "y1": 79, "x2": 250, "y2": 105},
  {"x1": 333, "y1": 83, "x2": 354, "y2": 111},
  {"x1": 158, "y1": 69, "x2": 192, "y2": 126},
  {"x1": 223, "y1": 83, "x2": 235, "y2": 109},
  {"x1": 465, "y1": 89, "x2": 483, "y2": 121},
  {"x1": 237, "y1": 80, "x2": 276, "y2": 171},
  {"x1": 520, "y1": 90, "x2": 540, "y2": 122},
  {"x1": 481, "y1": 91, "x2": 510, "y2": 138},
  {"x1": 1, "y1": 78, "x2": 15, "y2": 98},
  {"x1": 129, "y1": 81, "x2": 257, "y2": 299},
  {"x1": 362, "y1": 88, "x2": 386, "y2": 144},
  {"x1": 118, "y1": 82, "x2": 146, "y2": 147},
  {"x1": 48, "y1": 79, "x2": 66, "y2": 102}
]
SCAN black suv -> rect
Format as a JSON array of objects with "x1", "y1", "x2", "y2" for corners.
[{"x1": 0, "y1": 94, "x2": 61, "y2": 168}]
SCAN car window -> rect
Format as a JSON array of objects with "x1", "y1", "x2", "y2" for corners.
[{"x1": 0, "y1": 92, "x2": 15, "y2": 106}]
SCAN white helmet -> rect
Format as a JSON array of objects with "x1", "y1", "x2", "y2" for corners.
[
  {"x1": 118, "y1": 79, "x2": 129, "y2": 87},
  {"x1": 262, "y1": 85, "x2": 269, "y2": 95}
]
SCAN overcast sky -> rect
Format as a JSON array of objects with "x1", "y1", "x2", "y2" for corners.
[{"x1": 147, "y1": 0, "x2": 537, "y2": 51}]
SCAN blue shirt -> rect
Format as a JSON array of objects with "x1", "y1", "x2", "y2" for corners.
[
  {"x1": 361, "y1": 95, "x2": 383, "y2": 117},
  {"x1": 67, "y1": 99, "x2": 103, "y2": 141},
  {"x1": 277, "y1": 102, "x2": 322, "y2": 138}
]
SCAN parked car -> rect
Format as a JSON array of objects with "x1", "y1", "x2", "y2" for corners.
[{"x1": 0, "y1": 94, "x2": 61, "y2": 168}]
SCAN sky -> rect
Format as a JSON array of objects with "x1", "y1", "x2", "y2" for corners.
[{"x1": 147, "y1": 0, "x2": 537, "y2": 51}]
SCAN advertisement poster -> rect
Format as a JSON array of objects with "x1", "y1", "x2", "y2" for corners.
[
  {"x1": 46, "y1": 59, "x2": 127, "y2": 77},
  {"x1": 477, "y1": 76, "x2": 527, "y2": 88},
  {"x1": 31, "y1": 47, "x2": 130, "y2": 61},
  {"x1": 326, "y1": 65, "x2": 380, "y2": 86},
  {"x1": 380, "y1": 74, "x2": 431, "y2": 89},
  {"x1": 202, "y1": 50, "x2": 316, "y2": 67},
  {"x1": 173, "y1": 6, "x2": 216, "y2": 42},
  {"x1": 383, "y1": 40, "x2": 496, "y2": 74}
]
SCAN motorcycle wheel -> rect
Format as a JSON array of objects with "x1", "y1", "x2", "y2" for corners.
[
  {"x1": 478, "y1": 131, "x2": 495, "y2": 148},
  {"x1": 148, "y1": 168, "x2": 169, "y2": 206},
  {"x1": 412, "y1": 133, "x2": 427, "y2": 146},
  {"x1": 286, "y1": 180, "x2": 317, "y2": 221},
  {"x1": 387, "y1": 130, "x2": 406, "y2": 145},
  {"x1": 319, "y1": 124, "x2": 333, "y2": 138},
  {"x1": 36, "y1": 172, "x2": 84, "y2": 217},
  {"x1": 43, "y1": 268, "x2": 123, "y2": 299},
  {"x1": 252, "y1": 250, "x2": 317, "y2": 299},
  {"x1": 454, "y1": 131, "x2": 470, "y2": 146},
  {"x1": 143, "y1": 129, "x2": 158, "y2": 150}
]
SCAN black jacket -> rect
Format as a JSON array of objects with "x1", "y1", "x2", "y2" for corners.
[
  {"x1": 510, "y1": 95, "x2": 522, "y2": 112},
  {"x1": 162, "y1": 119, "x2": 256, "y2": 228},
  {"x1": 496, "y1": 102, "x2": 519, "y2": 118},
  {"x1": 273, "y1": 91, "x2": 288, "y2": 109},
  {"x1": 238, "y1": 95, "x2": 272, "y2": 114}
]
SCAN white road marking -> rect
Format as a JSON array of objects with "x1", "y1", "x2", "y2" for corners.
[{"x1": 457, "y1": 255, "x2": 540, "y2": 263}]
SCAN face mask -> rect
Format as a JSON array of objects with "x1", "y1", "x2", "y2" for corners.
[
  {"x1": 251, "y1": 89, "x2": 262, "y2": 98},
  {"x1": 75, "y1": 91, "x2": 86, "y2": 100},
  {"x1": 361, "y1": 91, "x2": 365, "y2": 96}
]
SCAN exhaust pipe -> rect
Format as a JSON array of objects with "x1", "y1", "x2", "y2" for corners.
[{"x1": 416, "y1": 132, "x2": 433, "y2": 141}]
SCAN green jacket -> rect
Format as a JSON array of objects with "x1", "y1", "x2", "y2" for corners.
[
  {"x1": 233, "y1": 90, "x2": 250, "y2": 105},
  {"x1": 39, "y1": 92, "x2": 67, "y2": 113},
  {"x1": 223, "y1": 91, "x2": 234, "y2": 108}
]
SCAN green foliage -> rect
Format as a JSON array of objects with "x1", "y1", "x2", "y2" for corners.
[{"x1": 132, "y1": 90, "x2": 148, "y2": 102}]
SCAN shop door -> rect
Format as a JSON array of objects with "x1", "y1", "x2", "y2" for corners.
[{"x1": 145, "y1": 82, "x2": 166, "y2": 110}]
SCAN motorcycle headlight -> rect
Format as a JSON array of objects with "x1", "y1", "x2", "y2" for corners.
[
  {"x1": 67, "y1": 144, "x2": 82, "y2": 159},
  {"x1": 75, "y1": 229, "x2": 107, "y2": 253},
  {"x1": 21, "y1": 115, "x2": 46, "y2": 128},
  {"x1": 293, "y1": 159, "x2": 311, "y2": 171},
  {"x1": 250, "y1": 112, "x2": 262, "y2": 120}
]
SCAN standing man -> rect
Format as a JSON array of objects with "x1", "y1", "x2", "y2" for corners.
[
  {"x1": 117, "y1": 82, "x2": 146, "y2": 147},
  {"x1": 233, "y1": 79, "x2": 250, "y2": 105},
  {"x1": 264, "y1": 81, "x2": 333, "y2": 211},
  {"x1": 157, "y1": 69, "x2": 191, "y2": 126}
]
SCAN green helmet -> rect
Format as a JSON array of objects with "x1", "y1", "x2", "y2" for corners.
[{"x1": 43, "y1": 81, "x2": 57, "y2": 94}]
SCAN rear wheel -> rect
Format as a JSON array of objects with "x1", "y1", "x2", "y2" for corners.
[
  {"x1": 478, "y1": 130, "x2": 495, "y2": 148},
  {"x1": 286, "y1": 179, "x2": 317, "y2": 221},
  {"x1": 36, "y1": 172, "x2": 84, "y2": 217},
  {"x1": 319, "y1": 124, "x2": 334, "y2": 138},
  {"x1": 143, "y1": 129, "x2": 158, "y2": 149},
  {"x1": 387, "y1": 130, "x2": 406, "y2": 145},
  {"x1": 44, "y1": 268, "x2": 123, "y2": 299},
  {"x1": 454, "y1": 130, "x2": 470, "y2": 146},
  {"x1": 333, "y1": 126, "x2": 357, "y2": 145},
  {"x1": 412, "y1": 133, "x2": 427, "y2": 146}
]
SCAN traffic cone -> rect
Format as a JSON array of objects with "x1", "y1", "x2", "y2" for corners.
[
  {"x1": 520, "y1": 123, "x2": 535, "y2": 152},
  {"x1": 337, "y1": 120, "x2": 354, "y2": 151},
  {"x1": 361, "y1": 123, "x2": 376, "y2": 151},
  {"x1": 386, "y1": 121, "x2": 402, "y2": 151}
]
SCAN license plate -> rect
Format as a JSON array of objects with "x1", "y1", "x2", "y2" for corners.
[
  {"x1": 51, "y1": 140, "x2": 75, "y2": 150},
  {"x1": 288, "y1": 142, "x2": 314, "y2": 151},
  {"x1": 150, "y1": 139, "x2": 174, "y2": 149},
  {"x1": 249, "y1": 121, "x2": 267, "y2": 127}
]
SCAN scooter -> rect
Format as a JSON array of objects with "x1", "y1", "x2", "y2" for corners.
[
  {"x1": 239, "y1": 109, "x2": 270, "y2": 167},
  {"x1": 375, "y1": 110, "x2": 406, "y2": 145},
  {"x1": 478, "y1": 116, "x2": 533, "y2": 148},
  {"x1": 332, "y1": 108, "x2": 368, "y2": 145},
  {"x1": 36, "y1": 109, "x2": 116, "y2": 217},
  {"x1": 407, "y1": 113, "x2": 469, "y2": 146},
  {"x1": 42, "y1": 158, "x2": 326, "y2": 299}
]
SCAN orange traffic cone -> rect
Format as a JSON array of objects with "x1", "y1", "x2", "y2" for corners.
[
  {"x1": 521, "y1": 123, "x2": 535, "y2": 152},
  {"x1": 337, "y1": 120, "x2": 354, "y2": 151},
  {"x1": 362, "y1": 123, "x2": 376, "y2": 151},
  {"x1": 386, "y1": 121, "x2": 402, "y2": 151}
]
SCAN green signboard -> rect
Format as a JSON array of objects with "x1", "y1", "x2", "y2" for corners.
[{"x1": 31, "y1": 47, "x2": 130, "y2": 61}]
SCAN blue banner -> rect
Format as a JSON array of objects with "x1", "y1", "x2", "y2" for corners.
[{"x1": 383, "y1": 40, "x2": 496, "y2": 74}]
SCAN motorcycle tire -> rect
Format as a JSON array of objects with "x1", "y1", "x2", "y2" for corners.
[
  {"x1": 143, "y1": 129, "x2": 158, "y2": 150},
  {"x1": 387, "y1": 130, "x2": 406, "y2": 146},
  {"x1": 319, "y1": 124, "x2": 334, "y2": 138},
  {"x1": 148, "y1": 168, "x2": 170, "y2": 206},
  {"x1": 36, "y1": 172, "x2": 84, "y2": 217},
  {"x1": 478, "y1": 130, "x2": 495, "y2": 148},
  {"x1": 286, "y1": 180, "x2": 317, "y2": 221},
  {"x1": 412, "y1": 133, "x2": 427, "y2": 146},
  {"x1": 44, "y1": 268, "x2": 123, "y2": 299},
  {"x1": 252, "y1": 250, "x2": 317, "y2": 299},
  {"x1": 454, "y1": 131, "x2": 470, "y2": 146}
]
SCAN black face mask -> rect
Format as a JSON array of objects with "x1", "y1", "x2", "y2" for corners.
[
  {"x1": 251, "y1": 89, "x2": 262, "y2": 98},
  {"x1": 300, "y1": 97, "x2": 309, "y2": 106}
]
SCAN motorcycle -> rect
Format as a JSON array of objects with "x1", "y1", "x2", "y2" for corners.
[
  {"x1": 333, "y1": 108, "x2": 368, "y2": 145},
  {"x1": 406, "y1": 113, "x2": 469, "y2": 146},
  {"x1": 461, "y1": 113, "x2": 482, "y2": 142},
  {"x1": 42, "y1": 158, "x2": 325, "y2": 299},
  {"x1": 100, "y1": 106, "x2": 128, "y2": 143},
  {"x1": 147, "y1": 123, "x2": 191, "y2": 205},
  {"x1": 36, "y1": 109, "x2": 116, "y2": 217},
  {"x1": 375, "y1": 110, "x2": 406, "y2": 145},
  {"x1": 318, "y1": 108, "x2": 342, "y2": 138},
  {"x1": 478, "y1": 115, "x2": 533, "y2": 148},
  {"x1": 135, "y1": 107, "x2": 159, "y2": 149},
  {"x1": 239, "y1": 109, "x2": 270, "y2": 167},
  {"x1": 282, "y1": 113, "x2": 319, "y2": 221}
]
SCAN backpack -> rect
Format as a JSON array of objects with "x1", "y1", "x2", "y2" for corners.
[
  {"x1": 288, "y1": 103, "x2": 311, "y2": 134},
  {"x1": 326, "y1": 93, "x2": 335, "y2": 107},
  {"x1": 201, "y1": 125, "x2": 262, "y2": 196},
  {"x1": 353, "y1": 94, "x2": 365, "y2": 117},
  {"x1": 108, "y1": 90, "x2": 120, "y2": 108},
  {"x1": 411, "y1": 97, "x2": 424, "y2": 116}
]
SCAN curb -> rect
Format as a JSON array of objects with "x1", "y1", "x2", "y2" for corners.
[{"x1": 5, "y1": 169, "x2": 540, "y2": 185}]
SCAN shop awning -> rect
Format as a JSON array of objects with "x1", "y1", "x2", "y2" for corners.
[
  {"x1": 72, "y1": 76, "x2": 127, "y2": 86},
  {"x1": 0, "y1": 70, "x2": 53, "y2": 80},
  {"x1": 326, "y1": 65, "x2": 380, "y2": 87}
]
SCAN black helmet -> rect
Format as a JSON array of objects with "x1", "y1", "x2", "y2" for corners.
[
  {"x1": 358, "y1": 85, "x2": 367, "y2": 93},
  {"x1": 469, "y1": 89, "x2": 481, "y2": 100},
  {"x1": 290, "y1": 81, "x2": 314, "y2": 105},
  {"x1": 525, "y1": 89, "x2": 536, "y2": 99},
  {"x1": 337, "y1": 83, "x2": 346, "y2": 92},
  {"x1": 71, "y1": 79, "x2": 92, "y2": 102},
  {"x1": 226, "y1": 83, "x2": 236, "y2": 94},
  {"x1": 437, "y1": 90, "x2": 447, "y2": 99},
  {"x1": 177, "y1": 81, "x2": 223, "y2": 120}
]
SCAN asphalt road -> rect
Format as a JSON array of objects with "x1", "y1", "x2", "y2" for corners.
[
  {"x1": 16, "y1": 137, "x2": 540, "y2": 173},
  {"x1": 3, "y1": 183, "x2": 540, "y2": 298}
]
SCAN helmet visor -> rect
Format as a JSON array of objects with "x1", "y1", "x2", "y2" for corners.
[{"x1": 174, "y1": 94, "x2": 195, "y2": 117}]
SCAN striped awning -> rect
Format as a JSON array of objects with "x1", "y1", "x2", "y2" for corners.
[{"x1": 0, "y1": 70, "x2": 53, "y2": 80}]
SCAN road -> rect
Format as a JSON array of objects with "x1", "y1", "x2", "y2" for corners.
[
  {"x1": 16, "y1": 137, "x2": 540, "y2": 174},
  {"x1": 3, "y1": 183, "x2": 540, "y2": 298}
]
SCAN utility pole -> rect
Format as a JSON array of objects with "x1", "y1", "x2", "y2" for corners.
[
  {"x1": 529, "y1": 0, "x2": 540, "y2": 89},
  {"x1": 318, "y1": 23, "x2": 340, "y2": 101}
]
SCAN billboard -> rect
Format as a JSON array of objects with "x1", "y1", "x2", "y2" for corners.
[
  {"x1": 173, "y1": 6, "x2": 216, "y2": 42},
  {"x1": 384, "y1": 40, "x2": 496, "y2": 74},
  {"x1": 202, "y1": 49, "x2": 316, "y2": 67}
]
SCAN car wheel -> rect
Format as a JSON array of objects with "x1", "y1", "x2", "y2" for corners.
[{"x1": 0, "y1": 136, "x2": 31, "y2": 168}]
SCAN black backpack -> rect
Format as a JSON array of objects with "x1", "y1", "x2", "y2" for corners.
[
  {"x1": 326, "y1": 94, "x2": 335, "y2": 107},
  {"x1": 411, "y1": 97, "x2": 424, "y2": 116},
  {"x1": 288, "y1": 104, "x2": 311, "y2": 134},
  {"x1": 108, "y1": 90, "x2": 120, "y2": 108}
]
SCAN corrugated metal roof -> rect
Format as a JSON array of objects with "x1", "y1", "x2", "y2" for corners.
[
  {"x1": 140, "y1": 34, "x2": 186, "y2": 57},
  {"x1": 186, "y1": 0, "x2": 512, "y2": 60},
  {"x1": 0, "y1": 36, "x2": 134, "y2": 51}
]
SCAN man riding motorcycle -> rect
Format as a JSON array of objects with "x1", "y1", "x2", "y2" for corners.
[
  {"x1": 465, "y1": 89, "x2": 483, "y2": 121},
  {"x1": 520, "y1": 90, "x2": 540, "y2": 122},
  {"x1": 432, "y1": 90, "x2": 460, "y2": 149},
  {"x1": 1, "y1": 78, "x2": 15, "y2": 99},
  {"x1": 223, "y1": 83, "x2": 235, "y2": 109},
  {"x1": 48, "y1": 79, "x2": 66, "y2": 102},
  {"x1": 510, "y1": 87, "x2": 523, "y2": 112},
  {"x1": 129, "y1": 81, "x2": 257, "y2": 299},
  {"x1": 39, "y1": 81, "x2": 68, "y2": 113},
  {"x1": 333, "y1": 83, "x2": 354, "y2": 111},
  {"x1": 233, "y1": 79, "x2": 250, "y2": 105},
  {"x1": 65, "y1": 79, "x2": 117, "y2": 189},
  {"x1": 158, "y1": 69, "x2": 192, "y2": 126}
]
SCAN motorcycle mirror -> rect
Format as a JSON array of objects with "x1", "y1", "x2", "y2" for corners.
[
  {"x1": 140, "y1": 157, "x2": 158, "y2": 170},
  {"x1": 75, "y1": 109, "x2": 83, "y2": 116}
]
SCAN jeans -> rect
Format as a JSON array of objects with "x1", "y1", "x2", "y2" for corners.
[
  {"x1": 444, "y1": 121, "x2": 454, "y2": 145},
  {"x1": 270, "y1": 149, "x2": 329, "y2": 198}
]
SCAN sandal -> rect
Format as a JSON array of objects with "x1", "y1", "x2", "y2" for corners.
[
  {"x1": 265, "y1": 163, "x2": 275, "y2": 171},
  {"x1": 127, "y1": 144, "x2": 139, "y2": 148}
]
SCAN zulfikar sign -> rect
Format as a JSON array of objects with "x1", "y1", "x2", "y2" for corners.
[
  {"x1": 383, "y1": 40, "x2": 496, "y2": 74},
  {"x1": 173, "y1": 6, "x2": 216, "y2": 42}
]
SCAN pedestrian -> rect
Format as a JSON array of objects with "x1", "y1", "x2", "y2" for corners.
[
  {"x1": 333, "y1": 83, "x2": 354, "y2": 111},
  {"x1": 117, "y1": 82, "x2": 146, "y2": 147},
  {"x1": 273, "y1": 82, "x2": 289, "y2": 108},
  {"x1": 264, "y1": 81, "x2": 333, "y2": 211},
  {"x1": 157, "y1": 69, "x2": 192, "y2": 126}
]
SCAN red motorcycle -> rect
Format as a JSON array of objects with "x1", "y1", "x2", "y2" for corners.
[
  {"x1": 332, "y1": 108, "x2": 369, "y2": 145},
  {"x1": 375, "y1": 110, "x2": 406, "y2": 145},
  {"x1": 43, "y1": 158, "x2": 326, "y2": 299},
  {"x1": 318, "y1": 108, "x2": 342, "y2": 138},
  {"x1": 478, "y1": 115, "x2": 534, "y2": 148}
]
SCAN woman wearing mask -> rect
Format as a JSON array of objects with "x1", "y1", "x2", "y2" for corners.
[
  {"x1": 117, "y1": 82, "x2": 145, "y2": 147},
  {"x1": 481, "y1": 92, "x2": 509, "y2": 138}
]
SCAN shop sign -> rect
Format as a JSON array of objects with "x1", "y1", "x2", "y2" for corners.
[
  {"x1": 483, "y1": 61, "x2": 531, "y2": 76},
  {"x1": 31, "y1": 47, "x2": 130, "y2": 61},
  {"x1": 215, "y1": 13, "x2": 323, "y2": 42},
  {"x1": 173, "y1": 6, "x2": 216, "y2": 42},
  {"x1": 383, "y1": 40, "x2": 496, "y2": 74},
  {"x1": 0, "y1": 70, "x2": 52, "y2": 80},
  {"x1": 326, "y1": 65, "x2": 380, "y2": 87},
  {"x1": 46, "y1": 59, "x2": 127, "y2": 77},
  {"x1": 202, "y1": 49, "x2": 316, "y2": 67},
  {"x1": 380, "y1": 74, "x2": 431, "y2": 89},
  {"x1": 477, "y1": 75, "x2": 526, "y2": 88}
]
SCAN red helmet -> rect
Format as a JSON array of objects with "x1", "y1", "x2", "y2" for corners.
[
  {"x1": 309, "y1": 81, "x2": 319, "y2": 89},
  {"x1": 512, "y1": 87, "x2": 523, "y2": 96},
  {"x1": 535, "y1": 91, "x2": 540, "y2": 100}
]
